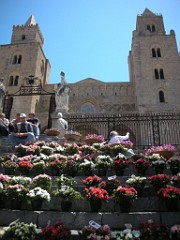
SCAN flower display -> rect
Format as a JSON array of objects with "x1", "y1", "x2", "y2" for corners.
[
  {"x1": 39, "y1": 221, "x2": 71, "y2": 240},
  {"x1": 100, "y1": 178, "x2": 121, "y2": 196},
  {"x1": 116, "y1": 224, "x2": 141, "y2": 240},
  {"x1": 82, "y1": 175, "x2": 102, "y2": 187},
  {"x1": 41, "y1": 146, "x2": 54, "y2": 156},
  {"x1": 120, "y1": 140, "x2": 134, "y2": 149},
  {"x1": 140, "y1": 219, "x2": 170, "y2": 240},
  {"x1": 94, "y1": 155, "x2": 113, "y2": 169},
  {"x1": 145, "y1": 144, "x2": 177, "y2": 156},
  {"x1": 18, "y1": 160, "x2": 33, "y2": 172},
  {"x1": 85, "y1": 134, "x2": 105, "y2": 142},
  {"x1": 10, "y1": 176, "x2": 31, "y2": 187},
  {"x1": 148, "y1": 174, "x2": 170, "y2": 190},
  {"x1": 26, "y1": 187, "x2": 51, "y2": 202},
  {"x1": 126, "y1": 175, "x2": 147, "y2": 189},
  {"x1": 56, "y1": 174, "x2": 77, "y2": 188},
  {"x1": 25, "y1": 144, "x2": 41, "y2": 155},
  {"x1": 31, "y1": 174, "x2": 52, "y2": 191},
  {"x1": 80, "y1": 224, "x2": 111, "y2": 240},
  {"x1": 64, "y1": 130, "x2": 81, "y2": 141},
  {"x1": 2, "y1": 220, "x2": 37, "y2": 240},
  {"x1": 53, "y1": 187, "x2": 81, "y2": 200},
  {"x1": 157, "y1": 186, "x2": 180, "y2": 199},
  {"x1": 133, "y1": 159, "x2": 151, "y2": 174},
  {"x1": 112, "y1": 186, "x2": 138, "y2": 200},
  {"x1": 4, "y1": 184, "x2": 28, "y2": 200},
  {"x1": 84, "y1": 186, "x2": 109, "y2": 200},
  {"x1": 113, "y1": 158, "x2": 131, "y2": 170}
]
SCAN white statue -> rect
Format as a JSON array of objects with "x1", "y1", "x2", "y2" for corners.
[
  {"x1": 55, "y1": 72, "x2": 70, "y2": 112},
  {"x1": 0, "y1": 79, "x2": 5, "y2": 110}
]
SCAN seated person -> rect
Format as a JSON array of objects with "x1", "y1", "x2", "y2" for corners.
[
  {"x1": 27, "y1": 113, "x2": 40, "y2": 138},
  {"x1": 0, "y1": 113, "x2": 10, "y2": 136},
  {"x1": 108, "y1": 131, "x2": 130, "y2": 145},
  {"x1": 9, "y1": 113, "x2": 21, "y2": 132},
  {"x1": 8, "y1": 113, "x2": 35, "y2": 146}
]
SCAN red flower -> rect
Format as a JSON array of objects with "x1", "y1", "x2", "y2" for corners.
[
  {"x1": 82, "y1": 176, "x2": 102, "y2": 187},
  {"x1": 157, "y1": 186, "x2": 180, "y2": 199},
  {"x1": 84, "y1": 187, "x2": 109, "y2": 200},
  {"x1": 112, "y1": 186, "x2": 138, "y2": 199}
]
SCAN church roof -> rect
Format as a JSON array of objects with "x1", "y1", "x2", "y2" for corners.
[
  {"x1": 24, "y1": 15, "x2": 37, "y2": 26},
  {"x1": 142, "y1": 8, "x2": 156, "y2": 16}
]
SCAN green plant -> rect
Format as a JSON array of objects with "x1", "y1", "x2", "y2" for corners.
[
  {"x1": 2, "y1": 219, "x2": 37, "y2": 240},
  {"x1": 53, "y1": 187, "x2": 81, "y2": 200},
  {"x1": 56, "y1": 175, "x2": 77, "y2": 188}
]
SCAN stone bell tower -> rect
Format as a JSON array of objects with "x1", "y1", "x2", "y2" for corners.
[
  {"x1": 0, "y1": 15, "x2": 51, "y2": 120},
  {"x1": 128, "y1": 9, "x2": 180, "y2": 113}
]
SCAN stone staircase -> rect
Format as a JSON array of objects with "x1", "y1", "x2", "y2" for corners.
[{"x1": 0, "y1": 135, "x2": 180, "y2": 239}]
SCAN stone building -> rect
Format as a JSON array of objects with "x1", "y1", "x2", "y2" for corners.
[{"x1": 0, "y1": 9, "x2": 180, "y2": 131}]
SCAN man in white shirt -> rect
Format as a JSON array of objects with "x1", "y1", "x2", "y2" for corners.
[{"x1": 108, "y1": 131, "x2": 130, "y2": 145}]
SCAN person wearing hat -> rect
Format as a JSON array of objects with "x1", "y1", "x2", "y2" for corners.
[{"x1": 8, "y1": 113, "x2": 35, "y2": 146}]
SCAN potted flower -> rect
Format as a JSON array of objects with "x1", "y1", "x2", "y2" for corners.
[
  {"x1": 145, "y1": 144, "x2": 177, "y2": 160},
  {"x1": 147, "y1": 174, "x2": 170, "y2": 192},
  {"x1": 18, "y1": 160, "x2": 33, "y2": 175},
  {"x1": 126, "y1": 175, "x2": 147, "y2": 197},
  {"x1": 100, "y1": 178, "x2": 121, "y2": 196},
  {"x1": 79, "y1": 158, "x2": 95, "y2": 176},
  {"x1": 133, "y1": 158, "x2": 151, "y2": 175},
  {"x1": 112, "y1": 158, "x2": 131, "y2": 176},
  {"x1": 2, "y1": 219, "x2": 37, "y2": 240},
  {"x1": 167, "y1": 155, "x2": 180, "y2": 175},
  {"x1": 116, "y1": 223, "x2": 141, "y2": 240},
  {"x1": 120, "y1": 140, "x2": 134, "y2": 149},
  {"x1": 84, "y1": 186, "x2": 109, "y2": 212},
  {"x1": 170, "y1": 224, "x2": 180, "y2": 240},
  {"x1": 56, "y1": 174, "x2": 77, "y2": 189},
  {"x1": 38, "y1": 220, "x2": 71, "y2": 240},
  {"x1": 109, "y1": 144, "x2": 128, "y2": 157},
  {"x1": 46, "y1": 128, "x2": 60, "y2": 136},
  {"x1": 9, "y1": 176, "x2": 32, "y2": 188},
  {"x1": 31, "y1": 174, "x2": 52, "y2": 191},
  {"x1": 41, "y1": 145, "x2": 55, "y2": 156},
  {"x1": 31, "y1": 159, "x2": 46, "y2": 175},
  {"x1": 112, "y1": 186, "x2": 138, "y2": 212},
  {"x1": 94, "y1": 155, "x2": 113, "y2": 176},
  {"x1": 53, "y1": 187, "x2": 81, "y2": 211},
  {"x1": 157, "y1": 186, "x2": 180, "y2": 211},
  {"x1": 25, "y1": 144, "x2": 41, "y2": 156},
  {"x1": 64, "y1": 154, "x2": 81, "y2": 177},
  {"x1": 46, "y1": 159, "x2": 65, "y2": 176},
  {"x1": 1, "y1": 160, "x2": 18, "y2": 175},
  {"x1": 64, "y1": 130, "x2": 81, "y2": 141},
  {"x1": 4, "y1": 184, "x2": 28, "y2": 209},
  {"x1": 85, "y1": 133, "x2": 105, "y2": 144},
  {"x1": 140, "y1": 219, "x2": 170, "y2": 240},
  {"x1": 82, "y1": 175, "x2": 102, "y2": 187},
  {"x1": 26, "y1": 187, "x2": 51, "y2": 210},
  {"x1": 147, "y1": 153, "x2": 167, "y2": 174},
  {"x1": 64, "y1": 142, "x2": 80, "y2": 155},
  {"x1": 15, "y1": 144, "x2": 28, "y2": 157},
  {"x1": 79, "y1": 145, "x2": 98, "y2": 155},
  {"x1": 171, "y1": 173, "x2": 180, "y2": 187},
  {"x1": 79, "y1": 223, "x2": 111, "y2": 240}
]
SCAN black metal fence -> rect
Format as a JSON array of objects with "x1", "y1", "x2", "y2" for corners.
[{"x1": 66, "y1": 112, "x2": 180, "y2": 150}]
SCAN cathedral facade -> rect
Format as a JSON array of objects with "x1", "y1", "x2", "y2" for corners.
[{"x1": 0, "y1": 9, "x2": 180, "y2": 131}]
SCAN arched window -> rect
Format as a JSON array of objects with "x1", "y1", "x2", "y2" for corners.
[
  {"x1": 12, "y1": 55, "x2": 17, "y2": 64},
  {"x1": 157, "y1": 48, "x2": 161, "y2": 57},
  {"x1": 17, "y1": 55, "x2": 22, "y2": 64},
  {"x1": 159, "y1": 91, "x2": 165, "y2": 103},
  {"x1": 147, "y1": 25, "x2": 151, "y2": 31},
  {"x1": 9, "y1": 76, "x2": 19, "y2": 86},
  {"x1": 160, "y1": 69, "x2": 164, "y2": 79},
  {"x1": 152, "y1": 25, "x2": 156, "y2": 32},
  {"x1": 81, "y1": 103, "x2": 95, "y2": 113},
  {"x1": 152, "y1": 48, "x2": 156, "y2": 57},
  {"x1": 154, "y1": 69, "x2": 159, "y2": 79}
]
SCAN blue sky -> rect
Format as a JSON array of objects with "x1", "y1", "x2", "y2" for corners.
[{"x1": 0, "y1": 0, "x2": 180, "y2": 84}]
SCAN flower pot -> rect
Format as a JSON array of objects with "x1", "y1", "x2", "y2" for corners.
[
  {"x1": 153, "y1": 150, "x2": 174, "y2": 160},
  {"x1": 115, "y1": 168, "x2": 124, "y2": 176},
  {"x1": 170, "y1": 166, "x2": 179, "y2": 175},
  {"x1": 64, "y1": 134, "x2": 81, "y2": 141},
  {"x1": 97, "y1": 168, "x2": 107, "y2": 176},
  {"x1": 165, "y1": 198, "x2": 179, "y2": 212},
  {"x1": 154, "y1": 165, "x2": 165, "y2": 174},
  {"x1": 31, "y1": 199, "x2": 43, "y2": 211},
  {"x1": 89, "y1": 199, "x2": 102, "y2": 212},
  {"x1": 61, "y1": 200, "x2": 72, "y2": 212},
  {"x1": 118, "y1": 198, "x2": 132, "y2": 213}
]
